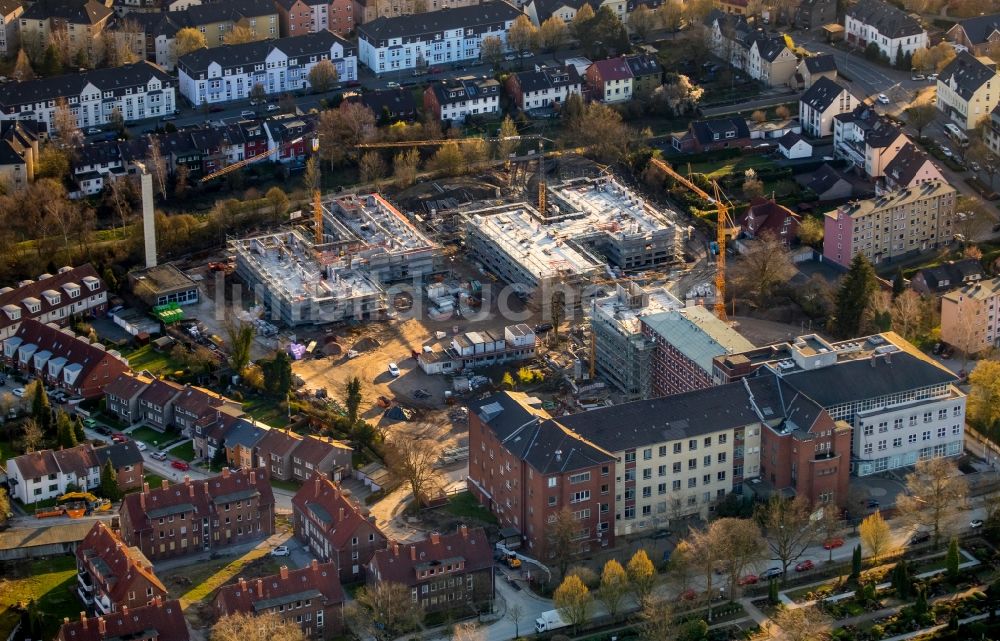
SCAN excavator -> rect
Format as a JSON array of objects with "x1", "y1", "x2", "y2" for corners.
[{"x1": 35, "y1": 492, "x2": 112, "y2": 519}]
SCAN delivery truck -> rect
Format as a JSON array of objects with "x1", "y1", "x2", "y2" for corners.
[{"x1": 535, "y1": 610, "x2": 569, "y2": 633}]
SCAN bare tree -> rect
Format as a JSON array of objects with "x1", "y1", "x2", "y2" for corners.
[
  {"x1": 896, "y1": 458, "x2": 968, "y2": 548},
  {"x1": 820, "y1": 504, "x2": 842, "y2": 562},
  {"x1": 452, "y1": 623, "x2": 485, "y2": 641},
  {"x1": 757, "y1": 496, "x2": 818, "y2": 576},
  {"x1": 480, "y1": 35, "x2": 504, "y2": 69},
  {"x1": 145, "y1": 137, "x2": 168, "y2": 200},
  {"x1": 546, "y1": 506, "x2": 579, "y2": 580},
  {"x1": 688, "y1": 525, "x2": 723, "y2": 618},
  {"x1": 52, "y1": 98, "x2": 82, "y2": 148},
  {"x1": 640, "y1": 597, "x2": 674, "y2": 641},
  {"x1": 772, "y1": 605, "x2": 833, "y2": 641},
  {"x1": 392, "y1": 148, "x2": 419, "y2": 187},
  {"x1": 346, "y1": 582, "x2": 423, "y2": 641},
  {"x1": 954, "y1": 195, "x2": 993, "y2": 242},
  {"x1": 359, "y1": 150, "x2": 387, "y2": 185},
  {"x1": 506, "y1": 602, "x2": 524, "y2": 638},
  {"x1": 211, "y1": 611, "x2": 306, "y2": 641},
  {"x1": 714, "y1": 517, "x2": 766, "y2": 598},
  {"x1": 728, "y1": 230, "x2": 796, "y2": 306},
  {"x1": 22, "y1": 418, "x2": 43, "y2": 453},
  {"x1": 383, "y1": 436, "x2": 441, "y2": 506}
]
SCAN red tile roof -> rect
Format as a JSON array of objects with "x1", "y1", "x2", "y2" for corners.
[
  {"x1": 173, "y1": 385, "x2": 227, "y2": 417},
  {"x1": 370, "y1": 527, "x2": 492, "y2": 587},
  {"x1": 255, "y1": 428, "x2": 302, "y2": 458},
  {"x1": 291, "y1": 435, "x2": 351, "y2": 466},
  {"x1": 55, "y1": 598, "x2": 189, "y2": 641},
  {"x1": 0, "y1": 264, "x2": 105, "y2": 333},
  {"x1": 11, "y1": 449, "x2": 60, "y2": 479},
  {"x1": 291, "y1": 474, "x2": 384, "y2": 549},
  {"x1": 138, "y1": 379, "x2": 183, "y2": 408},
  {"x1": 121, "y1": 469, "x2": 274, "y2": 535},
  {"x1": 590, "y1": 56, "x2": 632, "y2": 82},
  {"x1": 51, "y1": 445, "x2": 100, "y2": 479},
  {"x1": 104, "y1": 372, "x2": 153, "y2": 400},
  {"x1": 76, "y1": 521, "x2": 167, "y2": 604},
  {"x1": 738, "y1": 197, "x2": 802, "y2": 239},
  {"x1": 10, "y1": 318, "x2": 128, "y2": 383},
  {"x1": 214, "y1": 560, "x2": 344, "y2": 617}
]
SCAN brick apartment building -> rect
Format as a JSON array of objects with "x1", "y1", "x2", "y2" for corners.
[
  {"x1": 367, "y1": 527, "x2": 494, "y2": 617},
  {"x1": 941, "y1": 277, "x2": 1000, "y2": 354},
  {"x1": 467, "y1": 392, "x2": 616, "y2": 558},
  {"x1": 76, "y1": 521, "x2": 168, "y2": 616},
  {"x1": 55, "y1": 598, "x2": 189, "y2": 641},
  {"x1": 0, "y1": 264, "x2": 107, "y2": 340},
  {"x1": 119, "y1": 469, "x2": 275, "y2": 562},
  {"x1": 292, "y1": 474, "x2": 387, "y2": 584},
  {"x1": 213, "y1": 561, "x2": 345, "y2": 638}
]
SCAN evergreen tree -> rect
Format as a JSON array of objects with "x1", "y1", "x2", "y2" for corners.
[
  {"x1": 851, "y1": 544, "x2": 862, "y2": 582},
  {"x1": 31, "y1": 382, "x2": 52, "y2": 435},
  {"x1": 344, "y1": 377, "x2": 363, "y2": 426},
  {"x1": 262, "y1": 351, "x2": 293, "y2": 399},
  {"x1": 834, "y1": 254, "x2": 877, "y2": 338},
  {"x1": 892, "y1": 269, "x2": 905, "y2": 298},
  {"x1": 915, "y1": 585, "x2": 929, "y2": 616},
  {"x1": 946, "y1": 537, "x2": 960, "y2": 579},
  {"x1": 56, "y1": 413, "x2": 77, "y2": 449},
  {"x1": 212, "y1": 441, "x2": 228, "y2": 470},
  {"x1": 41, "y1": 44, "x2": 62, "y2": 76},
  {"x1": 73, "y1": 415, "x2": 86, "y2": 443},
  {"x1": 100, "y1": 459, "x2": 122, "y2": 501},
  {"x1": 768, "y1": 577, "x2": 779, "y2": 604}
]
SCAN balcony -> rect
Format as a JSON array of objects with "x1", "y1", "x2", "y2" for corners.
[
  {"x1": 94, "y1": 593, "x2": 112, "y2": 615},
  {"x1": 76, "y1": 572, "x2": 94, "y2": 593}
]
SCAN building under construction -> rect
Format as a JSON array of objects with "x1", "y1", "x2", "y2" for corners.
[
  {"x1": 545, "y1": 176, "x2": 687, "y2": 270},
  {"x1": 463, "y1": 202, "x2": 605, "y2": 296},
  {"x1": 323, "y1": 193, "x2": 443, "y2": 283},
  {"x1": 590, "y1": 283, "x2": 683, "y2": 400},
  {"x1": 232, "y1": 228, "x2": 385, "y2": 326}
]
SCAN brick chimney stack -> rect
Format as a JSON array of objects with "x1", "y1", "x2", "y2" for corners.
[
  {"x1": 249, "y1": 470, "x2": 256, "y2": 485},
  {"x1": 204, "y1": 482, "x2": 210, "y2": 496},
  {"x1": 122, "y1": 605, "x2": 128, "y2": 617},
  {"x1": 143, "y1": 482, "x2": 149, "y2": 493},
  {"x1": 139, "y1": 490, "x2": 146, "y2": 511},
  {"x1": 189, "y1": 481, "x2": 195, "y2": 498},
  {"x1": 338, "y1": 507, "x2": 344, "y2": 522},
  {"x1": 392, "y1": 541, "x2": 399, "y2": 556},
  {"x1": 430, "y1": 532, "x2": 440, "y2": 545},
  {"x1": 80, "y1": 612, "x2": 88, "y2": 628},
  {"x1": 311, "y1": 559, "x2": 319, "y2": 571},
  {"x1": 280, "y1": 565, "x2": 289, "y2": 580},
  {"x1": 161, "y1": 479, "x2": 169, "y2": 490},
  {"x1": 222, "y1": 467, "x2": 230, "y2": 479},
  {"x1": 98, "y1": 617, "x2": 106, "y2": 635},
  {"x1": 460, "y1": 525, "x2": 468, "y2": 539},
  {"x1": 257, "y1": 578, "x2": 264, "y2": 597},
  {"x1": 239, "y1": 578, "x2": 247, "y2": 591},
  {"x1": 315, "y1": 474, "x2": 322, "y2": 495},
  {"x1": 410, "y1": 545, "x2": 416, "y2": 561}
]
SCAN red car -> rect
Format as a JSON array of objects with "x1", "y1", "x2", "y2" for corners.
[
  {"x1": 111, "y1": 433, "x2": 127, "y2": 443},
  {"x1": 738, "y1": 574, "x2": 759, "y2": 586},
  {"x1": 795, "y1": 560, "x2": 814, "y2": 572},
  {"x1": 680, "y1": 589, "x2": 698, "y2": 601},
  {"x1": 823, "y1": 538, "x2": 845, "y2": 550},
  {"x1": 171, "y1": 460, "x2": 190, "y2": 471}
]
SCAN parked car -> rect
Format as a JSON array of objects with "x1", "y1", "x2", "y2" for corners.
[
  {"x1": 240, "y1": 109, "x2": 255, "y2": 118},
  {"x1": 908, "y1": 531, "x2": 931, "y2": 545},
  {"x1": 533, "y1": 322, "x2": 553, "y2": 334},
  {"x1": 86, "y1": 127, "x2": 101, "y2": 135},
  {"x1": 171, "y1": 460, "x2": 190, "y2": 471},
  {"x1": 266, "y1": 104, "x2": 279, "y2": 112},
  {"x1": 136, "y1": 442, "x2": 147, "y2": 452},
  {"x1": 386, "y1": 81, "x2": 400, "y2": 88},
  {"x1": 941, "y1": 146, "x2": 953, "y2": 158},
  {"x1": 970, "y1": 161, "x2": 981, "y2": 172},
  {"x1": 795, "y1": 560, "x2": 814, "y2": 572},
  {"x1": 823, "y1": 538, "x2": 845, "y2": 550},
  {"x1": 388, "y1": 362, "x2": 400, "y2": 377},
  {"x1": 95, "y1": 426, "x2": 111, "y2": 436},
  {"x1": 760, "y1": 567, "x2": 784, "y2": 580},
  {"x1": 738, "y1": 574, "x2": 759, "y2": 585},
  {"x1": 503, "y1": 53, "x2": 517, "y2": 61},
  {"x1": 911, "y1": 73, "x2": 925, "y2": 80},
  {"x1": 12, "y1": 387, "x2": 25, "y2": 397},
  {"x1": 271, "y1": 545, "x2": 290, "y2": 556},
  {"x1": 82, "y1": 418, "x2": 97, "y2": 428},
  {"x1": 877, "y1": 93, "x2": 890, "y2": 105},
  {"x1": 520, "y1": 51, "x2": 534, "y2": 58},
  {"x1": 680, "y1": 589, "x2": 698, "y2": 601},
  {"x1": 867, "y1": 499, "x2": 880, "y2": 508},
  {"x1": 970, "y1": 519, "x2": 984, "y2": 529},
  {"x1": 151, "y1": 451, "x2": 167, "y2": 461}
]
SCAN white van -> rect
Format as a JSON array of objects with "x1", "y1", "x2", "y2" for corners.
[{"x1": 944, "y1": 122, "x2": 969, "y2": 146}]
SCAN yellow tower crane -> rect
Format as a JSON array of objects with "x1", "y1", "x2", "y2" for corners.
[{"x1": 647, "y1": 158, "x2": 735, "y2": 320}]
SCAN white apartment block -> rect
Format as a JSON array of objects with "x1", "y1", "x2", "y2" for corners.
[
  {"x1": 800, "y1": 77, "x2": 856, "y2": 137},
  {"x1": 0, "y1": 1, "x2": 24, "y2": 56},
  {"x1": 936, "y1": 51, "x2": 1000, "y2": 131},
  {"x1": 6, "y1": 445, "x2": 101, "y2": 504},
  {"x1": 0, "y1": 61, "x2": 176, "y2": 131},
  {"x1": 177, "y1": 30, "x2": 356, "y2": 106},
  {"x1": 845, "y1": 0, "x2": 927, "y2": 64},
  {"x1": 356, "y1": 1, "x2": 520, "y2": 74},
  {"x1": 425, "y1": 77, "x2": 500, "y2": 122}
]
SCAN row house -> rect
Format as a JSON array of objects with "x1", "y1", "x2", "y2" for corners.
[
  {"x1": 911, "y1": 258, "x2": 985, "y2": 295},
  {"x1": 248, "y1": 428, "x2": 352, "y2": 482},
  {"x1": 467, "y1": 392, "x2": 615, "y2": 558},
  {"x1": 880, "y1": 142, "x2": 945, "y2": 193},
  {"x1": 177, "y1": 30, "x2": 357, "y2": 106},
  {"x1": 936, "y1": 51, "x2": 1000, "y2": 131},
  {"x1": 524, "y1": 0, "x2": 625, "y2": 26},
  {"x1": 119, "y1": 469, "x2": 276, "y2": 561},
  {"x1": 946, "y1": 13, "x2": 1000, "y2": 57},
  {"x1": 585, "y1": 56, "x2": 633, "y2": 103},
  {"x1": 0, "y1": 0, "x2": 23, "y2": 55},
  {"x1": 185, "y1": 0, "x2": 278, "y2": 46},
  {"x1": 356, "y1": 2, "x2": 521, "y2": 74},
  {"x1": 224, "y1": 419, "x2": 270, "y2": 469},
  {"x1": 5, "y1": 441, "x2": 142, "y2": 504},
  {"x1": 941, "y1": 277, "x2": 1000, "y2": 353},
  {"x1": 292, "y1": 474, "x2": 387, "y2": 584},
  {"x1": 274, "y1": 0, "x2": 356, "y2": 36},
  {"x1": 0, "y1": 264, "x2": 107, "y2": 340},
  {"x1": 737, "y1": 197, "x2": 802, "y2": 247},
  {"x1": 55, "y1": 599, "x2": 189, "y2": 641},
  {"x1": 368, "y1": 527, "x2": 494, "y2": 617},
  {"x1": 707, "y1": 13, "x2": 796, "y2": 87},
  {"x1": 353, "y1": 0, "x2": 482, "y2": 27},
  {"x1": 192, "y1": 405, "x2": 246, "y2": 460},
  {"x1": 103, "y1": 371, "x2": 238, "y2": 433},
  {"x1": 343, "y1": 87, "x2": 418, "y2": 121},
  {"x1": 76, "y1": 522, "x2": 168, "y2": 616},
  {"x1": 714, "y1": 332, "x2": 966, "y2": 477},
  {"x1": 845, "y1": 0, "x2": 927, "y2": 64},
  {"x1": 0, "y1": 61, "x2": 176, "y2": 132},
  {"x1": 19, "y1": 0, "x2": 113, "y2": 62},
  {"x1": 504, "y1": 65, "x2": 582, "y2": 113},
  {"x1": 138, "y1": 379, "x2": 185, "y2": 431},
  {"x1": 833, "y1": 104, "x2": 909, "y2": 179},
  {"x1": 213, "y1": 561, "x2": 345, "y2": 638},
  {"x1": 423, "y1": 77, "x2": 500, "y2": 123},
  {"x1": 3, "y1": 319, "x2": 129, "y2": 399},
  {"x1": 799, "y1": 76, "x2": 856, "y2": 137},
  {"x1": 671, "y1": 117, "x2": 751, "y2": 153},
  {"x1": 0, "y1": 114, "x2": 41, "y2": 192},
  {"x1": 796, "y1": 54, "x2": 838, "y2": 90},
  {"x1": 823, "y1": 179, "x2": 956, "y2": 267}
]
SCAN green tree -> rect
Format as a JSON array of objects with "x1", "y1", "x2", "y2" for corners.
[
  {"x1": 497, "y1": 115, "x2": 519, "y2": 160},
  {"x1": 265, "y1": 186, "x2": 289, "y2": 221},
  {"x1": 345, "y1": 376, "x2": 363, "y2": 426},
  {"x1": 507, "y1": 14, "x2": 539, "y2": 54},
  {"x1": 262, "y1": 351, "x2": 293, "y2": 398},
  {"x1": 598, "y1": 559, "x2": 628, "y2": 620},
  {"x1": 539, "y1": 16, "x2": 568, "y2": 51},
  {"x1": 0, "y1": 487, "x2": 10, "y2": 526},
  {"x1": 892, "y1": 558, "x2": 911, "y2": 598},
  {"x1": 626, "y1": 549, "x2": 656, "y2": 601},
  {"x1": 946, "y1": 537, "x2": 960, "y2": 579},
  {"x1": 768, "y1": 578, "x2": 780, "y2": 604},
  {"x1": 906, "y1": 104, "x2": 937, "y2": 139},
  {"x1": 834, "y1": 253, "x2": 877, "y2": 338},
  {"x1": 915, "y1": 585, "x2": 929, "y2": 616},
  {"x1": 100, "y1": 459, "x2": 123, "y2": 502},
  {"x1": 225, "y1": 319, "x2": 255, "y2": 376},
  {"x1": 56, "y1": 412, "x2": 77, "y2": 449},
  {"x1": 553, "y1": 574, "x2": 593, "y2": 632},
  {"x1": 429, "y1": 141, "x2": 464, "y2": 175},
  {"x1": 851, "y1": 544, "x2": 862, "y2": 581},
  {"x1": 30, "y1": 381, "x2": 52, "y2": 436},
  {"x1": 41, "y1": 44, "x2": 62, "y2": 76},
  {"x1": 36, "y1": 146, "x2": 70, "y2": 180},
  {"x1": 892, "y1": 269, "x2": 905, "y2": 298}
]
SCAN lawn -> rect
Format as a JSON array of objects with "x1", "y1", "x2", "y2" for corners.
[
  {"x1": 160, "y1": 548, "x2": 282, "y2": 605},
  {"x1": 141, "y1": 473, "x2": 169, "y2": 489},
  {"x1": 129, "y1": 426, "x2": 174, "y2": 449},
  {"x1": 241, "y1": 395, "x2": 288, "y2": 427},
  {"x1": 444, "y1": 492, "x2": 497, "y2": 525},
  {"x1": 169, "y1": 440, "x2": 196, "y2": 462},
  {"x1": 688, "y1": 155, "x2": 777, "y2": 181},
  {"x1": 0, "y1": 556, "x2": 80, "y2": 641},
  {"x1": 124, "y1": 345, "x2": 187, "y2": 377}
]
